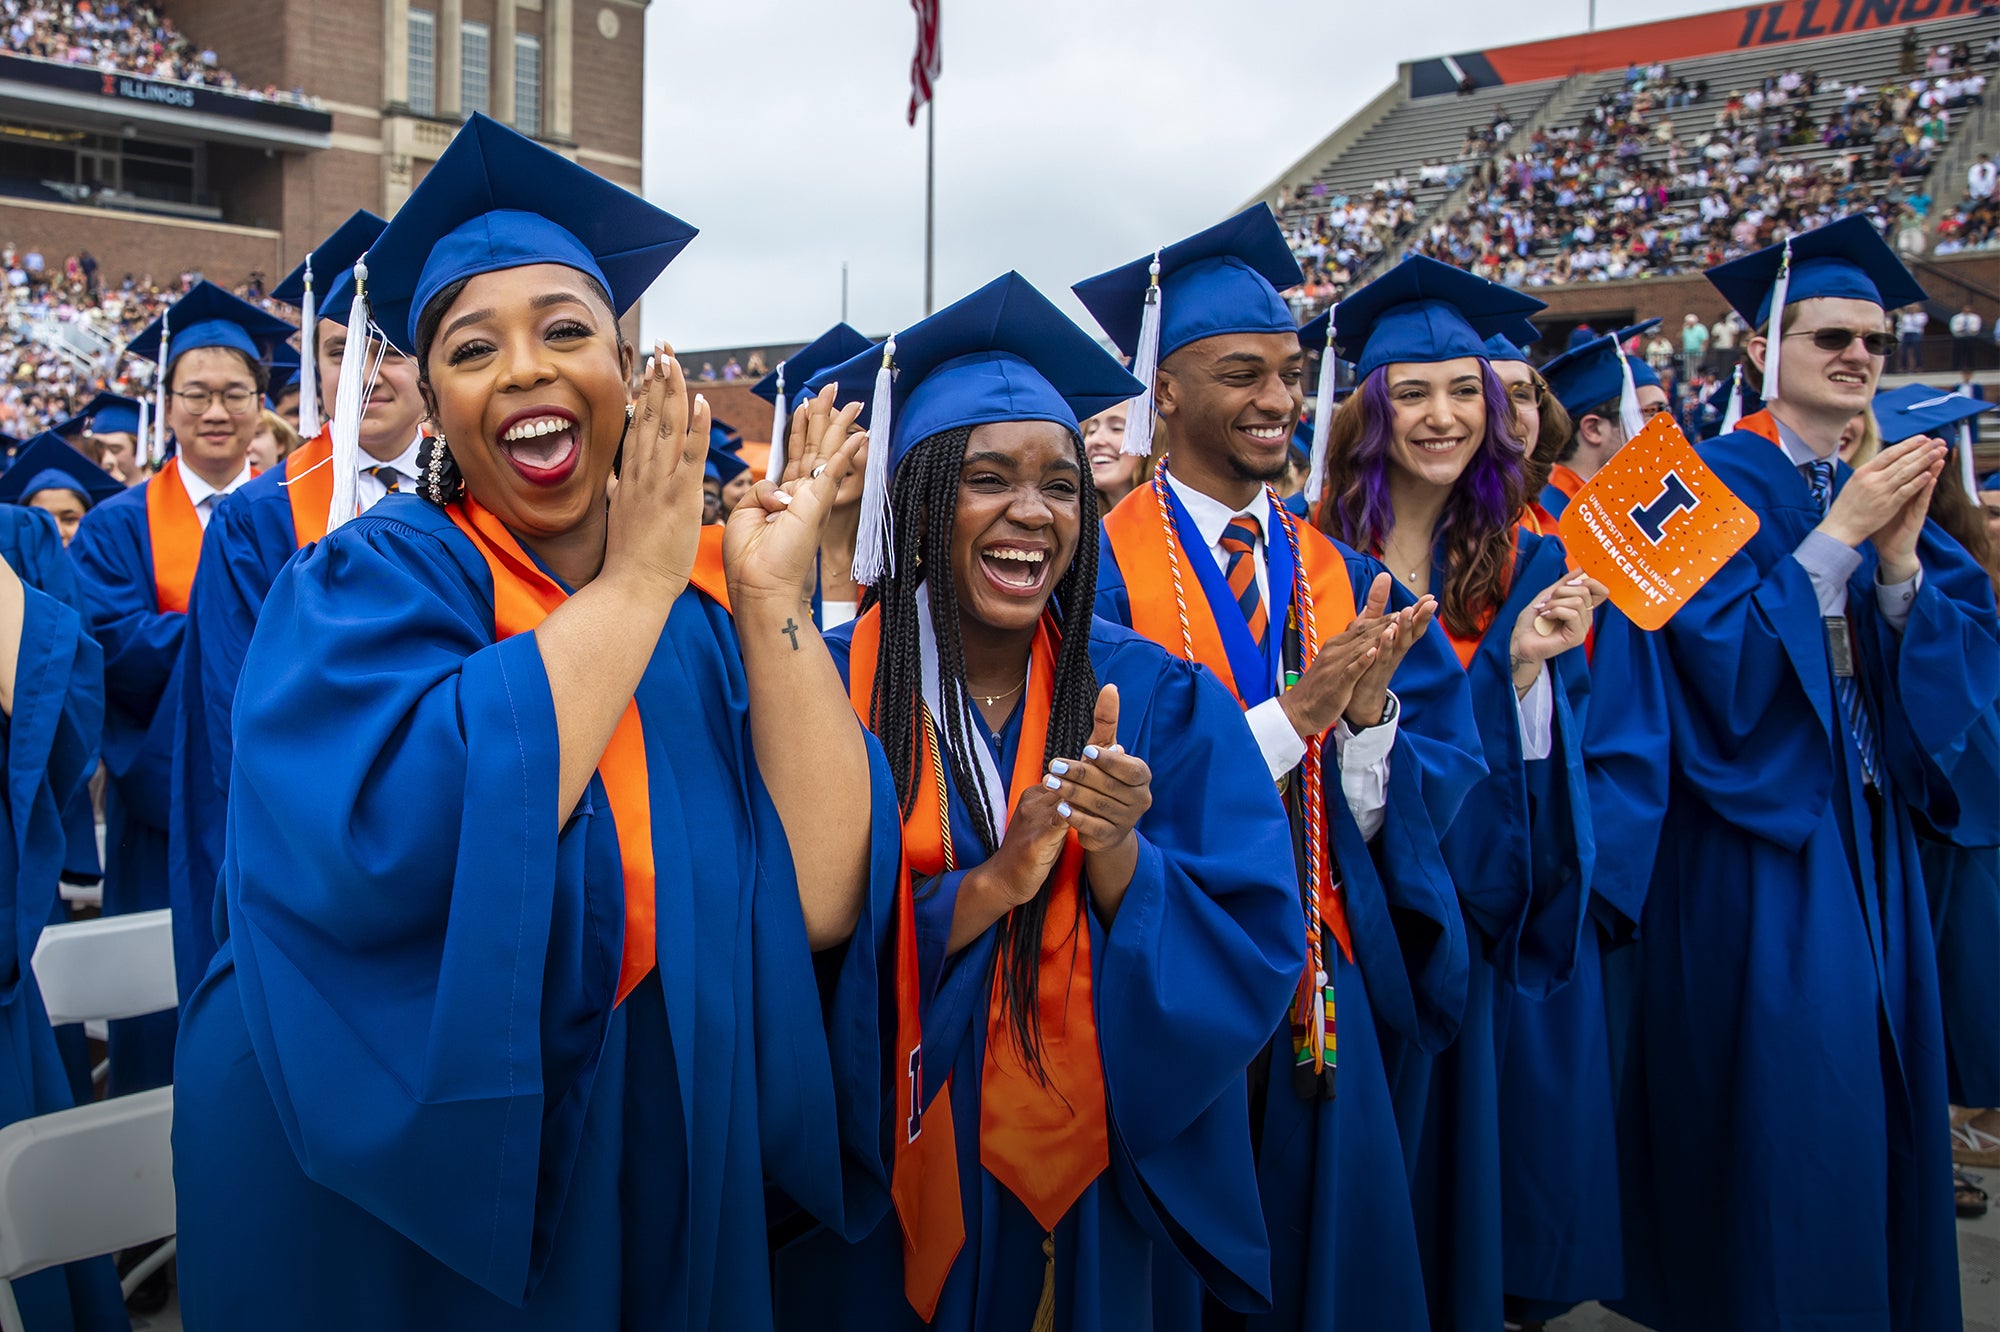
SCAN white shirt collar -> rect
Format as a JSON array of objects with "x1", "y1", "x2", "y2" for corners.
[
  {"x1": 1164, "y1": 470, "x2": 1268, "y2": 549},
  {"x1": 176, "y1": 455, "x2": 252, "y2": 509},
  {"x1": 1770, "y1": 414, "x2": 1836, "y2": 467},
  {"x1": 367, "y1": 432, "x2": 424, "y2": 483}
]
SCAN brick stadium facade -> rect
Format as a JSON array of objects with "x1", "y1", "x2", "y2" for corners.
[{"x1": 0, "y1": 0, "x2": 646, "y2": 294}]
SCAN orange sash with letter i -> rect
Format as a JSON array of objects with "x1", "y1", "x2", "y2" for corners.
[
  {"x1": 445, "y1": 496, "x2": 730, "y2": 1005},
  {"x1": 145, "y1": 464, "x2": 206, "y2": 613},
  {"x1": 845, "y1": 606, "x2": 1109, "y2": 1319}
]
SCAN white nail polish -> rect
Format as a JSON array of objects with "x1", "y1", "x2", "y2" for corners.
[{"x1": 772, "y1": 490, "x2": 793, "y2": 506}]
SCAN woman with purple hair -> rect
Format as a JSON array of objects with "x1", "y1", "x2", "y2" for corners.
[{"x1": 1315, "y1": 257, "x2": 1606, "y2": 1332}]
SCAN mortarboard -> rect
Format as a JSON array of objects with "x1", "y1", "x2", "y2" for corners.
[
  {"x1": 1072, "y1": 204, "x2": 1303, "y2": 459},
  {"x1": 709, "y1": 420, "x2": 743, "y2": 455},
  {"x1": 703, "y1": 457, "x2": 721, "y2": 484},
  {"x1": 273, "y1": 209, "x2": 387, "y2": 437},
  {"x1": 0, "y1": 433, "x2": 124, "y2": 508},
  {"x1": 265, "y1": 341, "x2": 302, "y2": 411},
  {"x1": 1873, "y1": 382, "x2": 1998, "y2": 499},
  {"x1": 807, "y1": 270, "x2": 1143, "y2": 584},
  {"x1": 55, "y1": 391, "x2": 141, "y2": 440},
  {"x1": 1614, "y1": 320, "x2": 1665, "y2": 391},
  {"x1": 751, "y1": 322, "x2": 874, "y2": 482},
  {"x1": 1483, "y1": 333, "x2": 1530, "y2": 362},
  {"x1": 1331, "y1": 255, "x2": 1547, "y2": 381},
  {"x1": 1982, "y1": 471, "x2": 2000, "y2": 494},
  {"x1": 1540, "y1": 331, "x2": 1655, "y2": 439},
  {"x1": 707, "y1": 444, "x2": 749, "y2": 486},
  {"x1": 326, "y1": 113, "x2": 698, "y2": 533},
  {"x1": 1705, "y1": 215, "x2": 1926, "y2": 403},
  {"x1": 362, "y1": 114, "x2": 698, "y2": 357}
]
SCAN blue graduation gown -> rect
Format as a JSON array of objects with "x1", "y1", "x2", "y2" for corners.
[
  {"x1": 66, "y1": 485, "x2": 183, "y2": 1093},
  {"x1": 1919, "y1": 696, "x2": 2000, "y2": 1109},
  {"x1": 166, "y1": 468, "x2": 303, "y2": 1007},
  {"x1": 1098, "y1": 535, "x2": 1489, "y2": 1332},
  {"x1": 1380, "y1": 528, "x2": 1595, "y2": 1332},
  {"x1": 1609, "y1": 430, "x2": 1999, "y2": 1332},
  {"x1": 1498, "y1": 603, "x2": 1670, "y2": 1317},
  {"x1": 776, "y1": 617, "x2": 1301, "y2": 1332},
  {"x1": 0, "y1": 507, "x2": 128, "y2": 1331},
  {"x1": 171, "y1": 497, "x2": 897, "y2": 1329}
]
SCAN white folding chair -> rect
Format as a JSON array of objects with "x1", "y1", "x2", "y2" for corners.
[
  {"x1": 0, "y1": 1088, "x2": 175, "y2": 1332},
  {"x1": 34, "y1": 909, "x2": 178, "y2": 1089}
]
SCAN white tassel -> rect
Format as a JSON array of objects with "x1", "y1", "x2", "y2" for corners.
[
  {"x1": 326, "y1": 259, "x2": 369, "y2": 534},
  {"x1": 151, "y1": 316, "x2": 170, "y2": 468},
  {"x1": 1721, "y1": 365, "x2": 1745, "y2": 433},
  {"x1": 764, "y1": 361, "x2": 788, "y2": 484},
  {"x1": 136, "y1": 396, "x2": 150, "y2": 471},
  {"x1": 1761, "y1": 237, "x2": 1792, "y2": 404},
  {"x1": 1304, "y1": 310, "x2": 1336, "y2": 506},
  {"x1": 850, "y1": 337, "x2": 896, "y2": 586},
  {"x1": 1960, "y1": 422, "x2": 1979, "y2": 501},
  {"x1": 297, "y1": 254, "x2": 318, "y2": 439},
  {"x1": 1618, "y1": 347, "x2": 1646, "y2": 439},
  {"x1": 1123, "y1": 251, "x2": 1163, "y2": 458}
]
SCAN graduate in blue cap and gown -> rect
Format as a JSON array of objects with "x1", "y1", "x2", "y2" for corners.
[
  {"x1": 164, "y1": 209, "x2": 430, "y2": 1007},
  {"x1": 1603, "y1": 216, "x2": 1999, "y2": 1332},
  {"x1": 171, "y1": 113, "x2": 899, "y2": 1330},
  {"x1": 0, "y1": 492, "x2": 129, "y2": 1330},
  {"x1": 1074, "y1": 211, "x2": 1489, "y2": 1332},
  {"x1": 1535, "y1": 321, "x2": 1671, "y2": 521},
  {"x1": 1316, "y1": 255, "x2": 1610, "y2": 1332},
  {"x1": 751, "y1": 323, "x2": 874, "y2": 628},
  {"x1": 54, "y1": 392, "x2": 146, "y2": 489},
  {"x1": 66, "y1": 280, "x2": 292, "y2": 1095},
  {"x1": 770, "y1": 269, "x2": 1300, "y2": 1332}
]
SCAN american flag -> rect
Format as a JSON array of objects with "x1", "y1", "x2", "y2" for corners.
[{"x1": 906, "y1": 0, "x2": 940, "y2": 125}]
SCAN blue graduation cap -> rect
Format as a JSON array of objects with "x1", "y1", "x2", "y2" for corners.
[
  {"x1": 362, "y1": 114, "x2": 698, "y2": 357},
  {"x1": 808, "y1": 270, "x2": 1143, "y2": 584},
  {"x1": 706, "y1": 444, "x2": 748, "y2": 486},
  {"x1": 709, "y1": 420, "x2": 742, "y2": 455},
  {"x1": 1705, "y1": 216, "x2": 1927, "y2": 403},
  {"x1": 1483, "y1": 333, "x2": 1529, "y2": 362},
  {"x1": 0, "y1": 433, "x2": 124, "y2": 508},
  {"x1": 1540, "y1": 331, "x2": 1653, "y2": 439},
  {"x1": 1871, "y1": 382, "x2": 1996, "y2": 443},
  {"x1": 1613, "y1": 319, "x2": 1665, "y2": 390},
  {"x1": 265, "y1": 341, "x2": 302, "y2": 410},
  {"x1": 752, "y1": 322, "x2": 874, "y2": 482},
  {"x1": 1331, "y1": 255, "x2": 1546, "y2": 381},
  {"x1": 703, "y1": 456, "x2": 721, "y2": 484},
  {"x1": 127, "y1": 280, "x2": 294, "y2": 369},
  {"x1": 273, "y1": 209, "x2": 388, "y2": 436},
  {"x1": 55, "y1": 391, "x2": 142, "y2": 440},
  {"x1": 1983, "y1": 471, "x2": 2000, "y2": 494},
  {"x1": 1072, "y1": 204, "x2": 1302, "y2": 459}
]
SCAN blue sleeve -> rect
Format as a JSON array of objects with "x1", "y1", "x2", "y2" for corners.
[
  {"x1": 1091, "y1": 643, "x2": 1302, "y2": 1310},
  {"x1": 1094, "y1": 530, "x2": 1133, "y2": 628},
  {"x1": 69, "y1": 498, "x2": 180, "y2": 824},
  {"x1": 1868, "y1": 520, "x2": 2000, "y2": 847},
  {"x1": 221, "y1": 517, "x2": 616, "y2": 1304},
  {"x1": 1581, "y1": 605, "x2": 1671, "y2": 937}
]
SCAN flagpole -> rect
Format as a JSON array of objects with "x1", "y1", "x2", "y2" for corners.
[{"x1": 924, "y1": 95, "x2": 936, "y2": 315}]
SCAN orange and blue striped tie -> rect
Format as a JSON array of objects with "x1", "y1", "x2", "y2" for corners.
[{"x1": 1220, "y1": 517, "x2": 1268, "y2": 651}]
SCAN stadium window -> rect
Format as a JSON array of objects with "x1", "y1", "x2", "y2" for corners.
[
  {"x1": 461, "y1": 22, "x2": 491, "y2": 119},
  {"x1": 408, "y1": 10, "x2": 437, "y2": 118},
  {"x1": 512, "y1": 33, "x2": 541, "y2": 137}
]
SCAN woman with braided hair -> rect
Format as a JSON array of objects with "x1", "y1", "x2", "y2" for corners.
[{"x1": 769, "y1": 273, "x2": 1301, "y2": 1332}]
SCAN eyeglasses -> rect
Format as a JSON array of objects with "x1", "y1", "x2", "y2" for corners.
[
  {"x1": 172, "y1": 386, "x2": 259, "y2": 414},
  {"x1": 1783, "y1": 327, "x2": 1899, "y2": 357}
]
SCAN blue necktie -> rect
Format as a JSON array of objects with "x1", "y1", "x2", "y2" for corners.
[{"x1": 1805, "y1": 458, "x2": 1882, "y2": 788}]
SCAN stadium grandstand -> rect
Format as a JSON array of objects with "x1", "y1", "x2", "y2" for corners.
[{"x1": 2, "y1": 0, "x2": 644, "y2": 440}]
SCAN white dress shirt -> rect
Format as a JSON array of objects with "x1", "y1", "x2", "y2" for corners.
[
  {"x1": 1772, "y1": 418, "x2": 1921, "y2": 631},
  {"x1": 176, "y1": 456, "x2": 253, "y2": 530},
  {"x1": 1163, "y1": 473, "x2": 1398, "y2": 838},
  {"x1": 354, "y1": 435, "x2": 425, "y2": 512}
]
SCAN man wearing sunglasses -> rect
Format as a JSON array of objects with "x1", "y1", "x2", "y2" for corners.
[{"x1": 1602, "y1": 215, "x2": 1999, "y2": 1332}]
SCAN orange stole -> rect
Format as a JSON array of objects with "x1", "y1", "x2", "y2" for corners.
[
  {"x1": 1102, "y1": 481, "x2": 1357, "y2": 958},
  {"x1": 282, "y1": 425, "x2": 336, "y2": 547},
  {"x1": 845, "y1": 608, "x2": 1109, "y2": 1319},
  {"x1": 1546, "y1": 463, "x2": 1586, "y2": 502},
  {"x1": 1437, "y1": 524, "x2": 1535, "y2": 670},
  {"x1": 1734, "y1": 409, "x2": 1782, "y2": 448},
  {"x1": 145, "y1": 464, "x2": 206, "y2": 614},
  {"x1": 444, "y1": 498, "x2": 731, "y2": 1006}
]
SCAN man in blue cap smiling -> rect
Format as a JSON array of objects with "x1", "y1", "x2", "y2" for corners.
[
  {"x1": 1076, "y1": 213, "x2": 1489, "y2": 1332},
  {"x1": 1603, "y1": 215, "x2": 2000, "y2": 1332}
]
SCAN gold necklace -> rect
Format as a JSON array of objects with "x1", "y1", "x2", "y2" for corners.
[{"x1": 970, "y1": 676, "x2": 1027, "y2": 708}]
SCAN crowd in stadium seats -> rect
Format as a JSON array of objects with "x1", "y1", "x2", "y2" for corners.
[
  {"x1": 0, "y1": 238, "x2": 279, "y2": 439},
  {"x1": 1, "y1": 0, "x2": 317, "y2": 105},
  {"x1": 1282, "y1": 41, "x2": 1998, "y2": 310}
]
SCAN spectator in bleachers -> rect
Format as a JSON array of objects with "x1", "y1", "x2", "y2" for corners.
[{"x1": 2, "y1": 0, "x2": 318, "y2": 105}]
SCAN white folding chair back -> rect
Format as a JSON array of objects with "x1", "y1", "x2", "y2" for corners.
[
  {"x1": 31, "y1": 910, "x2": 177, "y2": 1027},
  {"x1": 0, "y1": 1088, "x2": 175, "y2": 1332}
]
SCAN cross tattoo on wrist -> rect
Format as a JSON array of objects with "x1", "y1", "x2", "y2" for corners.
[{"x1": 782, "y1": 618, "x2": 800, "y2": 650}]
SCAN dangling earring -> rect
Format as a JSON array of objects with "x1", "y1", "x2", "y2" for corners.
[{"x1": 417, "y1": 433, "x2": 464, "y2": 506}]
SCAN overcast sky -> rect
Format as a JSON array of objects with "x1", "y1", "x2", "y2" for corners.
[{"x1": 639, "y1": 0, "x2": 1739, "y2": 353}]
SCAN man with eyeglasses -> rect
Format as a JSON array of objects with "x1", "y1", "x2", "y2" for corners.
[
  {"x1": 1602, "y1": 216, "x2": 1998, "y2": 1332},
  {"x1": 66, "y1": 281, "x2": 292, "y2": 1097}
]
